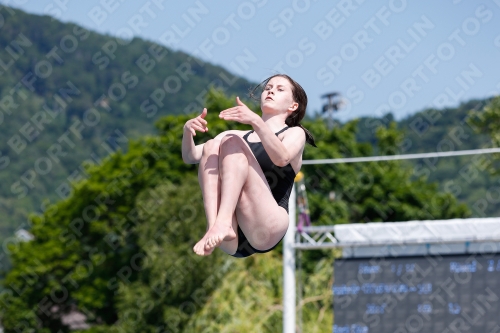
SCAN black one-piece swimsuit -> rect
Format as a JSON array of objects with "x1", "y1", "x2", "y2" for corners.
[{"x1": 230, "y1": 126, "x2": 297, "y2": 258}]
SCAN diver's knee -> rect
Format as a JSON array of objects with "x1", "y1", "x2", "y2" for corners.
[
  {"x1": 203, "y1": 139, "x2": 220, "y2": 154},
  {"x1": 220, "y1": 134, "x2": 242, "y2": 147}
]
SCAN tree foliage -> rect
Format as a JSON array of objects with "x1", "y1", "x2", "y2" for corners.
[
  {"x1": 468, "y1": 96, "x2": 500, "y2": 175},
  {"x1": 301, "y1": 120, "x2": 469, "y2": 226},
  {"x1": 468, "y1": 96, "x2": 500, "y2": 155}
]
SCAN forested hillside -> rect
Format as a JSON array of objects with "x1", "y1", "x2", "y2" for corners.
[
  {"x1": 356, "y1": 98, "x2": 500, "y2": 217},
  {"x1": 0, "y1": 6, "x2": 253, "y2": 243}
]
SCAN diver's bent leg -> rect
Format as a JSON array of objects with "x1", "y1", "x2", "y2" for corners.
[
  {"x1": 198, "y1": 139, "x2": 221, "y2": 230},
  {"x1": 194, "y1": 138, "x2": 239, "y2": 256},
  {"x1": 203, "y1": 135, "x2": 248, "y2": 251},
  {"x1": 193, "y1": 139, "x2": 222, "y2": 255}
]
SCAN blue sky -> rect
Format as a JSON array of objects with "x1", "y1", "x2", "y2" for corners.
[{"x1": 2, "y1": 0, "x2": 499, "y2": 121}]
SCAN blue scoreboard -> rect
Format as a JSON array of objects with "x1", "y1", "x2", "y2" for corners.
[{"x1": 333, "y1": 253, "x2": 500, "y2": 333}]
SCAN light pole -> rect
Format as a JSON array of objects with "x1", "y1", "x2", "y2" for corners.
[{"x1": 321, "y1": 92, "x2": 343, "y2": 130}]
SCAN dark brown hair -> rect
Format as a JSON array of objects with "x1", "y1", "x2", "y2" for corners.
[{"x1": 249, "y1": 74, "x2": 317, "y2": 147}]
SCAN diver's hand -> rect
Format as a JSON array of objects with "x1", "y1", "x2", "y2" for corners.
[
  {"x1": 219, "y1": 97, "x2": 260, "y2": 126},
  {"x1": 184, "y1": 108, "x2": 208, "y2": 136}
]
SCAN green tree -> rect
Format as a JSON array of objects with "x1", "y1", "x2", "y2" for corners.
[
  {"x1": 468, "y1": 96, "x2": 500, "y2": 157},
  {"x1": 301, "y1": 120, "x2": 469, "y2": 228}
]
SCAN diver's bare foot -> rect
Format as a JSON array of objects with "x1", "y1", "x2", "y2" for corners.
[
  {"x1": 203, "y1": 223, "x2": 236, "y2": 253},
  {"x1": 193, "y1": 234, "x2": 215, "y2": 256}
]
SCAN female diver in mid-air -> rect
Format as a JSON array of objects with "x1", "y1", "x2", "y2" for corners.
[{"x1": 181, "y1": 74, "x2": 316, "y2": 258}]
